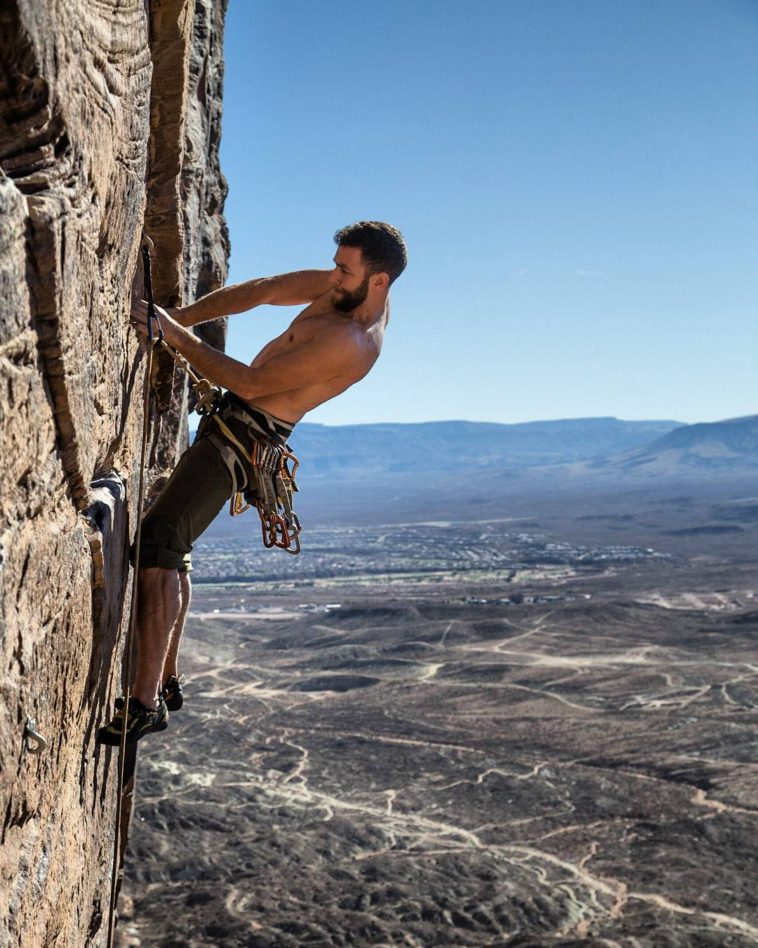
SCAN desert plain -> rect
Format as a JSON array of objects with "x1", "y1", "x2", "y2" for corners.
[{"x1": 118, "y1": 480, "x2": 758, "y2": 947}]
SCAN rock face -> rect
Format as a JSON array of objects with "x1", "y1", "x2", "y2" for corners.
[{"x1": 0, "y1": 1, "x2": 229, "y2": 944}]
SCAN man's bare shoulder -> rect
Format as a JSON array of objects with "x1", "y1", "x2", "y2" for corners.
[
  {"x1": 287, "y1": 296, "x2": 386, "y2": 370},
  {"x1": 296, "y1": 317, "x2": 380, "y2": 379}
]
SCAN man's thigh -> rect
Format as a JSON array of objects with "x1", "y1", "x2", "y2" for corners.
[{"x1": 134, "y1": 434, "x2": 233, "y2": 572}]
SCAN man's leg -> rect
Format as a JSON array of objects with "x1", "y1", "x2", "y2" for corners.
[
  {"x1": 127, "y1": 428, "x2": 232, "y2": 707},
  {"x1": 162, "y1": 571, "x2": 191, "y2": 683},
  {"x1": 98, "y1": 420, "x2": 234, "y2": 744},
  {"x1": 96, "y1": 566, "x2": 180, "y2": 744},
  {"x1": 132, "y1": 567, "x2": 182, "y2": 709}
]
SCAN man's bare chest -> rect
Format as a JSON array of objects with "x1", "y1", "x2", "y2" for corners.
[{"x1": 250, "y1": 314, "x2": 344, "y2": 368}]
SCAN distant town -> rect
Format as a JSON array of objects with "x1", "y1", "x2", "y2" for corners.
[{"x1": 192, "y1": 518, "x2": 669, "y2": 587}]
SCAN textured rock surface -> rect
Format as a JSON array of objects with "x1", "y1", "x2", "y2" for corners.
[
  {"x1": 182, "y1": 0, "x2": 230, "y2": 342},
  {"x1": 0, "y1": 1, "x2": 228, "y2": 944},
  {"x1": 148, "y1": 0, "x2": 230, "y2": 469}
]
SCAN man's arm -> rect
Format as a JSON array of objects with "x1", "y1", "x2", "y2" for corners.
[
  {"x1": 139, "y1": 312, "x2": 365, "y2": 402},
  {"x1": 173, "y1": 270, "x2": 334, "y2": 327}
]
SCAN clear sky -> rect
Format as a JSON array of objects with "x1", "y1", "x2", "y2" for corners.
[{"x1": 218, "y1": 0, "x2": 758, "y2": 426}]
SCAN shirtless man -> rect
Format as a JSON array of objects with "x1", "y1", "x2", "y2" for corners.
[{"x1": 97, "y1": 221, "x2": 407, "y2": 745}]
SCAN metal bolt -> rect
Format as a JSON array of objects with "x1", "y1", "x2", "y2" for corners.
[{"x1": 23, "y1": 717, "x2": 47, "y2": 755}]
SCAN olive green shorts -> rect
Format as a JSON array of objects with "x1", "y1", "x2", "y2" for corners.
[
  {"x1": 132, "y1": 429, "x2": 233, "y2": 573},
  {"x1": 131, "y1": 394, "x2": 296, "y2": 572}
]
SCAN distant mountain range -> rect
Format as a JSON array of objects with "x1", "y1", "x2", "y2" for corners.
[
  {"x1": 194, "y1": 414, "x2": 756, "y2": 509},
  {"x1": 292, "y1": 416, "x2": 682, "y2": 477},
  {"x1": 201, "y1": 414, "x2": 756, "y2": 529},
  {"x1": 582, "y1": 415, "x2": 758, "y2": 477}
]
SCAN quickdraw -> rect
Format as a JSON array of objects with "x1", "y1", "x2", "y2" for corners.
[
  {"x1": 158, "y1": 339, "x2": 221, "y2": 416},
  {"x1": 210, "y1": 411, "x2": 302, "y2": 554}
]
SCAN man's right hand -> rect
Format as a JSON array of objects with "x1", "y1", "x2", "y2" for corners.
[{"x1": 130, "y1": 299, "x2": 181, "y2": 341}]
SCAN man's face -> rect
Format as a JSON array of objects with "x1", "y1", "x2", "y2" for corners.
[{"x1": 331, "y1": 245, "x2": 372, "y2": 313}]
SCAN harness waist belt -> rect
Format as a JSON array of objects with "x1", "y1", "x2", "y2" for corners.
[
  {"x1": 222, "y1": 392, "x2": 294, "y2": 445},
  {"x1": 198, "y1": 391, "x2": 302, "y2": 554}
]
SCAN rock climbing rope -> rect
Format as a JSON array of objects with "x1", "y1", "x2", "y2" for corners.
[
  {"x1": 105, "y1": 235, "x2": 303, "y2": 944},
  {"x1": 105, "y1": 236, "x2": 163, "y2": 948}
]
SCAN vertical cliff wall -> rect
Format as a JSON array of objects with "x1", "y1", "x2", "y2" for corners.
[{"x1": 0, "y1": 1, "x2": 229, "y2": 944}]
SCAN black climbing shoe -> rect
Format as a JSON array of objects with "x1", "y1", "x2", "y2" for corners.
[
  {"x1": 114, "y1": 677, "x2": 183, "y2": 713},
  {"x1": 97, "y1": 697, "x2": 169, "y2": 746},
  {"x1": 161, "y1": 675, "x2": 184, "y2": 711}
]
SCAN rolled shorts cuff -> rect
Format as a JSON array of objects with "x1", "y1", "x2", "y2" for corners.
[{"x1": 129, "y1": 540, "x2": 193, "y2": 573}]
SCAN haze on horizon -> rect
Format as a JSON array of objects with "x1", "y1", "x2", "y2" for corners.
[{"x1": 219, "y1": 0, "x2": 757, "y2": 428}]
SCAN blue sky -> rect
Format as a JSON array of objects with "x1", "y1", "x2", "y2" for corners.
[{"x1": 219, "y1": 0, "x2": 757, "y2": 426}]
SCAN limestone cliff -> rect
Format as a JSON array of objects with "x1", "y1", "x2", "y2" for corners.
[{"x1": 0, "y1": 1, "x2": 229, "y2": 944}]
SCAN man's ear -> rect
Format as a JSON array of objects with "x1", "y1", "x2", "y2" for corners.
[{"x1": 372, "y1": 272, "x2": 390, "y2": 291}]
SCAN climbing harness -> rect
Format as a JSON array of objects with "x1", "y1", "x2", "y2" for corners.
[{"x1": 199, "y1": 394, "x2": 302, "y2": 554}]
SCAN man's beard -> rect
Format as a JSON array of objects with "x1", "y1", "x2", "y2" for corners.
[{"x1": 332, "y1": 273, "x2": 371, "y2": 313}]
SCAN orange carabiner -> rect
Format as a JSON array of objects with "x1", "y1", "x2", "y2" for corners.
[{"x1": 280, "y1": 449, "x2": 299, "y2": 481}]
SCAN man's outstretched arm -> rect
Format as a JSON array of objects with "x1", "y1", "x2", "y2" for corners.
[
  {"x1": 130, "y1": 307, "x2": 366, "y2": 401},
  {"x1": 171, "y1": 270, "x2": 334, "y2": 327}
]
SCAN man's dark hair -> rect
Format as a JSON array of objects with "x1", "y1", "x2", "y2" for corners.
[{"x1": 334, "y1": 221, "x2": 407, "y2": 284}]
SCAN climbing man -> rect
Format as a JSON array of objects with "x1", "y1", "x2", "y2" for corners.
[{"x1": 97, "y1": 221, "x2": 407, "y2": 744}]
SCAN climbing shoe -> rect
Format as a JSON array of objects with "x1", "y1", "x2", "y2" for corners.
[
  {"x1": 114, "y1": 676, "x2": 183, "y2": 713},
  {"x1": 97, "y1": 697, "x2": 169, "y2": 746},
  {"x1": 161, "y1": 675, "x2": 184, "y2": 711}
]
